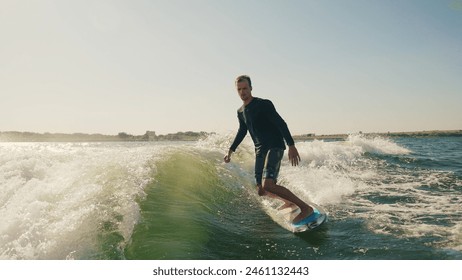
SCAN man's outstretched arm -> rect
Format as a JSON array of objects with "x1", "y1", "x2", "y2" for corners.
[{"x1": 225, "y1": 113, "x2": 247, "y2": 163}]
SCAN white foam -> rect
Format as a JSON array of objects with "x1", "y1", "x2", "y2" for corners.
[
  {"x1": 275, "y1": 140, "x2": 372, "y2": 206},
  {"x1": 196, "y1": 132, "x2": 255, "y2": 163},
  {"x1": 271, "y1": 137, "x2": 459, "y2": 252},
  {"x1": 344, "y1": 167, "x2": 462, "y2": 252},
  {"x1": 197, "y1": 133, "x2": 461, "y2": 252},
  {"x1": 0, "y1": 142, "x2": 168, "y2": 259},
  {"x1": 347, "y1": 134, "x2": 411, "y2": 155}
]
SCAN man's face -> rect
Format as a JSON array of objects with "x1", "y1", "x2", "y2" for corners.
[{"x1": 236, "y1": 80, "x2": 252, "y2": 102}]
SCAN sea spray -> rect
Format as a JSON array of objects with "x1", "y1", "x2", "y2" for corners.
[
  {"x1": 0, "y1": 142, "x2": 167, "y2": 259},
  {"x1": 346, "y1": 134, "x2": 411, "y2": 155}
]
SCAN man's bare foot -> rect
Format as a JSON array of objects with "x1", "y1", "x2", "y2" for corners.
[
  {"x1": 278, "y1": 202, "x2": 297, "y2": 211},
  {"x1": 256, "y1": 184, "x2": 266, "y2": 196},
  {"x1": 292, "y1": 205, "x2": 314, "y2": 224}
]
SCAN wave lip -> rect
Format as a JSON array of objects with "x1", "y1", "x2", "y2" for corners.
[{"x1": 346, "y1": 134, "x2": 411, "y2": 155}]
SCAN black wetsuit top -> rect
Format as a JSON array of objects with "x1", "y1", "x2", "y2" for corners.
[{"x1": 229, "y1": 97, "x2": 295, "y2": 156}]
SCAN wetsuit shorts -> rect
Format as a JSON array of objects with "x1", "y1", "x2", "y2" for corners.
[{"x1": 255, "y1": 148, "x2": 284, "y2": 185}]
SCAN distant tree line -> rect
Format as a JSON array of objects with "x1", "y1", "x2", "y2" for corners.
[{"x1": 0, "y1": 131, "x2": 212, "y2": 142}]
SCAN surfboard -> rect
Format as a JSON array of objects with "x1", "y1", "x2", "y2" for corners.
[{"x1": 278, "y1": 204, "x2": 328, "y2": 233}]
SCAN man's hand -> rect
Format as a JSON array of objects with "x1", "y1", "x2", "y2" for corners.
[
  {"x1": 224, "y1": 149, "x2": 233, "y2": 163},
  {"x1": 288, "y1": 145, "x2": 301, "y2": 166}
]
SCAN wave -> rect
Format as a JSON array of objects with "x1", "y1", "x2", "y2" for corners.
[
  {"x1": 0, "y1": 142, "x2": 166, "y2": 259},
  {"x1": 1, "y1": 134, "x2": 460, "y2": 259},
  {"x1": 197, "y1": 133, "x2": 460, "y2": 253}
]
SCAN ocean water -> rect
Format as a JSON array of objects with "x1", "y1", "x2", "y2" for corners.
[{"x1": 0, "y1": 134, "x2": 461, "y2": 260}]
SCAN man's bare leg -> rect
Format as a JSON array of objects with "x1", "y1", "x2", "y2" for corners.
[
  {"x1": 257, "y1": 184, "x2": 297, "y2": 210},
  {"x1": 277, "y1": 200, "x2": 297, "y2": 211},
  {"x1": 262, "y1": 179, "x2": 313, "y2": 223}
]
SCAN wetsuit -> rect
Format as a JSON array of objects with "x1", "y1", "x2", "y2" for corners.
[{"x1": 229, "y1": 97, "x2": 295, "y2": 184}]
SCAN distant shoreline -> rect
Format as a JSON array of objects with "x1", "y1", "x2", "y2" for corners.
[
  {"x1": 0, "y1": 131, "x2": 209, "y2": 142},
  {"x1": 293, "y1": 129, "x2": 462, "y2": 141},
  {"x1": 0, "y1": 129, "x2": 461, "y2": 142}
]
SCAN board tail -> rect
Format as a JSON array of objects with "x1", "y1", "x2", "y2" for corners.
[
  {"x1": 292, "y1": 208, "x2": 322, "y2": 227},
  {"x1": 291, "y1": 207, "x2": 327, "y2": 233}
]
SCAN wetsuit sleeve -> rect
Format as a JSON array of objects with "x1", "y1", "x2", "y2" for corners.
[
  {"x1": 265, "y1": 100, "x2": 295, "y2": 146},
  {"x1": 229, "y1": 112, "x2": 248, "y2": 152}
]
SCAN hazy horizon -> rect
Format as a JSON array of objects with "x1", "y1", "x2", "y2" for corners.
[{"x1": 1, "y1": 128, "x2": 461, "y2": 137}]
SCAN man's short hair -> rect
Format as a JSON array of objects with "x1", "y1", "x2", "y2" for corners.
[{"x1": 235, "y1": 75, "x2": 252, "y2": 88}]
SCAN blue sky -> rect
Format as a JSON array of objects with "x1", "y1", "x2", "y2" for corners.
[{"x1": 1, "y1": 0, "x2": 461, "y2": 135}]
